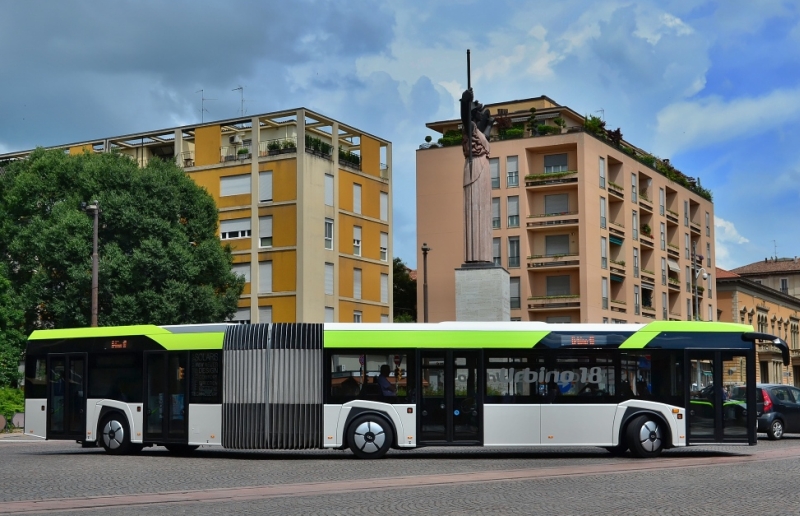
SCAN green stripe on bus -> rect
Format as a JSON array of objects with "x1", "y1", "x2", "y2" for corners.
[
  {"x1": 618, "y1": 321, "x2": 754, "y2": 349},
  {"x1": 323, "y1": 330, "x2": 551, "y2": 349},
  {"x1": 28, "y1": 325, "x2": 171, "y2": 341},
  {"x1": 149, "y1": 332, "x2": 225, "y2": 350}
]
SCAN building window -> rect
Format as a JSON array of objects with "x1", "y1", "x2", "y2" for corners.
[
  {"x1": 353, "y1": 183, "x2": 362, "y2": 214},
  {"x1": 660, "y1": 222, "x2": 665, "y2": 250},
  {"x1": 684, "y1": 200, "x2": 689, "y2": 227},
  {"x1": 380, "y1": 192, "x2": 389, "y2": 221},
  {"x1": 545, "y1": 153, "x2": 568, "y2": 174},
  {"x1": 232, "y1": 262, "x2": 251, "y2": 283},
  {"x1": 659, "y1": 188, "x2": 665, "y2": 215},
  {"x1": 353, "y1": 310, "x2": 362, "y2": 323},
  {"x1": 631, "y1": 174, "x2": 637, "y2": 203},
  {"x1": 685, "y1": 234, "x2": 690, "y2": 259},
  {"x1": 706, "y1": 242, "x2": 711, "y2": 267},
  {"x1": 633, "y1": 248, "x2": 639, "y2": 278},
  {"x1": 686, "y1": 266, "x2": 691, "y2": 292},
  {"x1": 259, "y1": 307, "x2": 272, "y2": 324},
  {"x1": 492, "y1": 198, "x2": 501, "y2": 229},
  {"x1": 706, "y1": 212, "x2": 710, "y2": 236},
  {"x1": 600, "y1": 197, "x2": 606, "y2": 229},
  {"x1": 354, "y1": 268, "x2": 362, "y2": 300},
  {"x1": 781, "y1": 278, "x2": 789, "y2": 295},
  {"x1": 707, "y1": 273, "x2": 713, "y2": 299},
  {"x1": 544, "y1": 193, "x2": 568, "y2": 215},
  {"x1": 259, "y1": 216, "x2": 273, "y2": 248},
  {"x1": 325, "y1": 262, "x2": 334, "y2": 295},
  {"x1": 687, "y1": 299, "x2": 692, "y2": 320},
  {"x1": 603, "y1": 317, "x2": 609, "y2": 324},
  {"x1": 232, "y1": 308, "x2": 250, "y2": 324},
  {"x1": 632, "y1": 210, "x2": 638, "y2": 240},
  {"x1": 380, "y1": 232, "x2": 388, "y2": 261},
  {"x1": 508, "y1": 237, "x2": 520, "y2": 268},
  {"x1": 708, "y1": 304, "x2": 713, "y2": 322},
  {"x1": 325, "y1": 307, "x2": 335, "y2": 322},
  {"x1": 507, "y1": 196, "x2": 519, "y2": 227},
  {"x1": 381, "y1": 273, "x2": 389, "y2": 304},
  {"x1": 598, "y1": 157, "x2": 606, "y2": 188},
  {"x1": 353, "y1": 226, "x2": 362, "y2": 256},
  {"x1": 546, "y1": 234, "x2": 569, "y2": 257},
  {"x1": 510, "y1": 277, "x2": 521, "y2": 309},
  {"x1": 661, "y1": 257, "x2": 667, "y2": 285},
  {"x1": 634, "y1": 286, "x2": 640, "y2": 315},
  {"x1": 492, "y1": 237, "x2": 501, "y2": 266},
  {"x1": 490, "y1": 158, "x2": 500, "y2": 189},
  {"x1": 324, "y1": 218, "x2": 334, "y2": 250},
  {"x1": 662, "y1": 292, "x2": 667, "y2": 320},
  {"x1": 220, "y1": 218, "x2": 251, "y2": 240},
  {"x1": 602, "y1": 277, "x2": 608, "y2": 309},
  {"x1": 547, "y1": 275, "x2": 571, "y2": 296},
  {"x1": 259, "y1": 261, "x2": 272, "y2": 294},
  {"x1": 221, "y1": 174, "x2": 250, "y2": 197},
  {"x1": 506, "y1": 156, "x2": 518, "y2": 187},
  {"x1": 324, "y1": 174, "x2": 334, "y2": 206},
  {"x1": 601, "y1": 237, "x2": 607, "y2": 269},
  {"x1": 259, "y1": 171, "x2": 273, "y2": 203},
  {"x1": 381, "y1": 314, "x2": 390, "y2": 323}
]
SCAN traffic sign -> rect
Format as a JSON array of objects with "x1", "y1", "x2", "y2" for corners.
[{"x1": 358, "y1": 355, "x2": 365, "y2": 365}]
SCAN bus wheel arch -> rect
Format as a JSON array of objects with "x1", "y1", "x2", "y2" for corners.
[
  {"x1": 98, "y1": 411, "x2": 134, "y2": 455},
  {"x1": 346, "y1": 411, "x2": 395, "y2": 459},
  {"x1": 624, "y1": 412, "x2": 668, "y2": 458}
]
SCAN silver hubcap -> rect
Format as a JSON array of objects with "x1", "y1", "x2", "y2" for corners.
[
  {"x1": 638, "y1": 420, "x2": 662, "y2": 452},
  {"x1": 353, "y1": 421, "x2": 386, "y2": 454},
  {"x1": 773, "y1": 421, "x2": 783, "y2": 438},
  {"x1": 103, "y1": 420, "x2": 124, "y2": 450}
]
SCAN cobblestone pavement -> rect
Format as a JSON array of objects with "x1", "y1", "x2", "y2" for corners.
[{"x1": 3, "y1": 433, "x2": 800, "y2": 515}]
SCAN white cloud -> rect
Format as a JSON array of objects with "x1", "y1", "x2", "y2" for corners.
[
  {"x1": 634, "y1": 12, "x2": 693, "y2": 45},
  {"x1": 654, "y1": 88, "x2": 800, "y2": 156},
  {"x1": 714, "y1": 217, "x2": 750, "y2": 270}
]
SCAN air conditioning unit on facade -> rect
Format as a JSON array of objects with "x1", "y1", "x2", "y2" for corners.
[{"x1": 229, "y1": 134, "x2": 243, "y2": 145}]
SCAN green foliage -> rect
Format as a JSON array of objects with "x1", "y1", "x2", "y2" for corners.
[
  {"x1": 0, "y1": 387, "x2": 23, "y2": 424},
  {"x1": 502, "y1": 127, "x2": 524, "y2": 139},
  {"x1": 537, "y1": 125, "x2": 561, "y2": 136},
  {"x1": 0, "y1": 265, "x2": 25, "y2": 387},
  {"x1": 393, "y1": 257, "x2": 417, "y2": 322},
  {"x1": 525, "y1": 108, "x2": 538, "y2": 134},
  {"x1": 338, "y1": 147, "x2": 361, "y2": 166},
  {"x1": 439, "y1": 130, "x2": 463, "y2": 147},
  {"x1": 552, "y1": 117, "x2": 566, "y2": 128},
  {"x1": 282, "y1": 139, "x2": 296, "y2": 150},
  {"x1": 237, "y1": 147, "x2": 249, "y2": 155},
  {"x1": 267, "y1": 141, "x2": 281, "y2": 151},
  {"x1": 0, "y1": 149, "x2": 244, "y2": 330},
  {"x1": 583, "y1": 114, "x2": 606, "y2": 137}
]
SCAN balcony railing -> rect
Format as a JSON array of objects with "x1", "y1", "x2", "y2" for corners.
[
  {"x1": 526, "y1": 215, "x2": 579, "y2": 228},
  {"x1": 259, "y1": 137, "x2": 297, "y2": 157},
  {"x1": 508, "y1": 256, "x2": 521, "y2": 268},
  {"x1": 690, "y1": 221, "x2": 701, "y2": 234},
  {"x1": 528, "y1": 295, "x2": 581, "y2": 309},
  {"x1": 607, "y1": 181, "x2": 624, "y2": 198},
  {"x1": 525, "y1": 171, "x2": 578, "y2": 187},
  {"x1": 178, "y1": 151, "x2": 195, "y2": 168},
  {"x1": 220, "y1": 145, "x2": 252, "y2": 162},
  {"x1": 666, "y1": 209, "x2": 679, "y2": 224},
  {"x1": 528, "y1": 254, "x2": 580, "y2": 268}
]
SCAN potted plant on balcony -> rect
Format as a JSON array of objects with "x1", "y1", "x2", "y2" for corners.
[
  {"x1": 237, "y1": 147, "x2": 250, "y2": 159},
  {"x1": 641, "y1": 223, "x2": 652, "y2": 237},
  {"x1": 267, "y1": 141, "x2": 281, "y2": 156},
  {"x1": 281, "y1": 139, "x2": 296, "y2": 153}
]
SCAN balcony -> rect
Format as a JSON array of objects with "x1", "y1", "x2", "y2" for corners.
[
  {"x1": 668, "y1": 278, "x2": 681, "y2": 291},
  {"x1": 667, "y1": 244, "x2": 680, "y2": 259},
  {"x1": 177, "y1": 151, "x2": 195, "y2": 168},
  {"x1": 642, "y1": 305, "x2": 656, "y2": 319},
  {"x1": 528, "y1": 295, "x2": 581, "y2": 310},
  {"x1": 610, "y1": 260, "x2": 626, "y2": 275},
  {"x1": 639, "y1": 193, "x2": 653, "y2": 213},
  {"x1": 607, "y1": 181, "x2": 624, "y2": 199},
  {"x1": 690, "y1": 221, "x2": 701, "y2": 235},
  {"x1": 669, "y1": 311, "x2": 682, "y2": 321},
  {"x1": 640, "y1": 232, "x2": 654, "y2": 248},
  {"x1": 525, "y1": 171, "x2": 578, "y2": 187},
  {"x1": 526, "y1": 212, "x2": 579, "y2": 229},
  {"x1": 790, "y1": 349, "x2": 800, "y2": 359},
  {"x1": 610, "y1": 299, "x2": 627, "y2": 313},
  {"x1": 641, "y1": 269, "x2": 656, "y2": 284},
  {"x1": 528, "y1": 254, "x2": 580, "y2": 269},
  {"x1": 220, "y1": 145, "x2": 252, "y2": 162},
  {"x1": 259, "y1": 137, "x2": 297, "y2": 157},
  {"x1": 609, "y1": 220, "x2": 625, "y2": 238},
  {"x1": 666, "y1": 209, "x2": 679, "y2": 225}
]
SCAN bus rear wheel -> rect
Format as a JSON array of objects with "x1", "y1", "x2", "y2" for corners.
[
  {"x1": 348, "y1": 414, "x2": 393, "y2": 459},
  {"x1": 99, "y1": 414, "x2": 132, "y2": 455},
  {"x1": 626, "y1": 415, "x2": 664, "y2": 458}
]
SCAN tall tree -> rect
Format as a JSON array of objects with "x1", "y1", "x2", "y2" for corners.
[
  {"x1": 392, "y1": 257, "x2": 417, "y2": 322},
  {"x1": 0, "y1": 149, "x2": 244, "y2": 331},
  {"x1": 0, "y1": 264, "x2": 25, "y2": 387}
]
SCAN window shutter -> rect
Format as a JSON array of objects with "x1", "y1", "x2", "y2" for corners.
[
  {"x1": 510, "y1": 277, "x2": 520, "y2": 298},
  {"x1": 544, "y1": 194, "x2": 568, "y2": 214},
  {"x1": 259, "y1": 261, "x2": 272, "y2": 294},
  {"x1": 259, "y1": 216, "x2": 272, "y2": 238},
  {"x1": 233, "y1": 308, "x2": 250, "y2": 322},
  {"x1": 380, "y1": 232, "x2": 388, "y2": 249},
  {"x1": 354, "y1": 269, "x2": 362, "y2": 300},
  {"x1": 353, "y1": 184, "x2": 362, "y2": 214},
  {"x1": 232, "y1": 263, "x2": 251, "y2": 283},
  {"x1": 220, "y1": 218, "x2": 250, "y2": 233},
  {"x1": 546, "y1": 275, "x2": 571, "y2": 296},
  {"x1": 545, "y1": 235, "x2": 570, "y2": 256},
  {"x1": 544, "y1": 153, "x2": 568, "y2": 168},
  {"x1": 493, "y1": 238, "x2": 501, "y2": 258},
  {"x1": 259, "y1": 171, "x2": 272, "y2": 202},
  {"x1": 381, "y1": 274, "x2": 388, "y2": 303},
  {"x1": 325, "y1": 263, "x2": 334, "y2": 295},
  {"x1": 258, "y1": 307, "x2": 272, "y2": 324},
  {"x1": 508, "y1": 196, "x2": 519, "y2": 216},
  {"x1": 507, "y1": 156, "x2": 518, "y2": 173},
  {"x1": 325, "y1": 307, "x2": 335, "y2": 322},
  {"x1": 490, "y1": 158, "x2": 499, "y2": 180},
  {"x1": 221, "y1": 174, "x2": 251, "y2": 197},
  {"x1": 380, "y1": 192, "x2": 388, "y2": 220},
  {"x1": 325, "y1": 174, "x2": 334, "y2": 206},
  {"x1": 492, "y1": 198, "x2": 500, "y2": 219}
]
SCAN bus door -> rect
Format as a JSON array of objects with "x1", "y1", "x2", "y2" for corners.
[
  {"x1": 47, "y1": 353, "x2": 87, "y2": 440},
  {"x1": 419, "y1": 350, "x2": 482, "y2": 445},
  {"x1": 144, "y1": 351, "x2": 188, "y2": 443},
  {"x1": 686, "y1": 350, "x2": 752, "y2": 444}
]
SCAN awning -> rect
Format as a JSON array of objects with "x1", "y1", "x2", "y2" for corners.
[
  {"x1": 667, "y1": 259, "x2": 681, "y2": 273},
  {"x1": 610, "y1": 273, "x2": 625, "y2": 283},
  {"x1": 609, "y1": 235, "x2": 625, "y2": 246}
]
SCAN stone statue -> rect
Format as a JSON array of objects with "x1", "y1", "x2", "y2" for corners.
[{"x1": 460, "y1": 88, "x2": 495, "y2": 263}]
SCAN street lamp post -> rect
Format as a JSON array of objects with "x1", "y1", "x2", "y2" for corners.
[
  {"x1": 82, "y1": 201, "x2": 100, "y2": 327},
  {"x1": 421, "y1": 243, "x2": 431, "y2": 323},
  {"x1": 691, "y1": 240, "x2": 706, "y2": 321}
]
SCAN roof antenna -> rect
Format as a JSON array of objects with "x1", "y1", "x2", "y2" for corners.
[
  {"x1": 232, "y1": 85, "x2": 246, "y2": 117},
  {"x1": 196, "y1": 89, "x2": 216, "y2": 123},
  {"x1": 595, "y1": 108, "x2": 605, "y2": 121},
  {"x1": 773, "y1": 240, "x2": 778, "y2": 260}
]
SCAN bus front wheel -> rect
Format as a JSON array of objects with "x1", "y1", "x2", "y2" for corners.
[
  {"x1": 626, "y1": 415, "x2": 664, "y2": 458},
  {"x1": 99, "y1": 414, "x2": 133, "y2": 455},
  {"x1": 348, "y1": 414, "x2": 393, "y2": 459}
]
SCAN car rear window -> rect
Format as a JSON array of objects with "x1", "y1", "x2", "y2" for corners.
[{"x1": 730, "y1": 386, "x2": 757, "y2": 401}]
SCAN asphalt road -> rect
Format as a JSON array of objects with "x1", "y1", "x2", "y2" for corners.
[{"x1": 2, "y1": 432, "x2": 800, "y2": 515}]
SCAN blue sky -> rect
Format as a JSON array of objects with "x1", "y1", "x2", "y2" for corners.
[{"x1": 1, "y1": 0, "x2": 798, "y2": 270}]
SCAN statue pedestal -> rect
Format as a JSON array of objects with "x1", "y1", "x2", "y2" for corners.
[{"x1": 455, "y1": 263, "x2": 510, "y2": 321}]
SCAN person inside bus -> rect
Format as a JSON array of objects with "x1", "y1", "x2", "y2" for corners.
[{"x1": 377, "y1": 365, "x2": 397, "y2": 397}]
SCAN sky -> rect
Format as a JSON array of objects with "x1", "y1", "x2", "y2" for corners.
[{"x1": 1, "y1": 0, "x2": 799, "y2": 270}]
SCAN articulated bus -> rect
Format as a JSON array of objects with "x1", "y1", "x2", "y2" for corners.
[{"x1": 24, "y1": 321, "x2": 789, "y2": 459}]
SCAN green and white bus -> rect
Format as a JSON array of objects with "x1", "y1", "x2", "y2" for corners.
[{"x1": 24, "y1": 321, "x2": 789, "y2": 459}]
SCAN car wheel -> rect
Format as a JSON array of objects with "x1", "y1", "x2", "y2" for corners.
[
  {"x1": 99, "y1": 414, "x2": 132, "y2": 455},
  {"x1": 164, "y1": 444, "x2": 199, "y2": 455},
  {"x1": 626, "y1": 415, "x2": 664, "y2": 458},
  {"x1": 767, "y1": 419, "x2": 784, "y2": 440},
  {"x1": 348, "y1": 414, "x2": 393, "y2": 459}
]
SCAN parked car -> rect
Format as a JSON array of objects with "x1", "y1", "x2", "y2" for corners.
[{"x1": 731, "y1": 383, "x2": 800, "y2": 440}]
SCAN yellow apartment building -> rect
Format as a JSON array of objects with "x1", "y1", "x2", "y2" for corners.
[
  {"x1": 1, "y1": 109, "x2": 393, "y2": 323},
  {"x1": 716, "y1": 267, "x2": 800, "y2": 386},
  {"x1": 416, "y1": 96, "x2": 715, "y2": 323}
]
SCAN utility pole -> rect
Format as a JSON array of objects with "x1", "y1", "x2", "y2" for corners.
[{"x1": 82, "y1": 201, "x2": 100, "y2": 326}]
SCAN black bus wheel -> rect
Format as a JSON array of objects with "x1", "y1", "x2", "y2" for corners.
[
  {"x1": 164, "y1": 444, "x2": 199, "y2": 455},
  {"x1": 99, "y1": 414, "x2": 132, "y2": 455},
  {"x1": 626, "y1": 415, "x2": 664, "y2": 458},
  {"x1": 348, "y1": 415, "x2": 393, "y2": 459}
]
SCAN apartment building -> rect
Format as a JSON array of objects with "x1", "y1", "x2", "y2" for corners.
[
  {"x1": 416, "y1": 96, "x2": 715, "y2": 323},
  {"x1": 1, "y1": 109, "x2": 393, "y2": 323},
  {"x1": 716, "y1": 267, "x2": 800, "y2": 385},
  {"x1": 731, "y1": 257, "x2": 800, "y2": 299}
]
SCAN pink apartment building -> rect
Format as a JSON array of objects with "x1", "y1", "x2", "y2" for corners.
[{"x1": 416, "y1": 96, "x2": 716, "y2": 323}]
